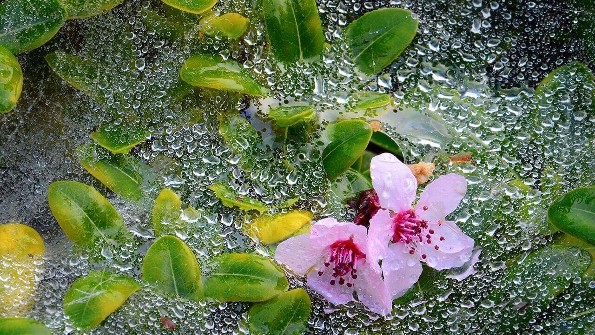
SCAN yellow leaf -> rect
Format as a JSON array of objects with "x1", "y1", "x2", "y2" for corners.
[{"x1": 245, "y1": 211, "x2": 313, "y2": 244}]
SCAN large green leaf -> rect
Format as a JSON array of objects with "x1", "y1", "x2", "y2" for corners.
[
  {"x1": 263, "y1": 0, "x2": 324, "y2": 62},
  {"x1": 269, "y1": 106, "x2": 315, "y2": 127},
  {"x1": 180, "y1": 54, "x2": 268, "y2": 96},
  {"x1": 0, "y1": 46, "x2": 22, "y2": 113},
  {"x1": 45, "y1": 52, "x2": 103, "y2": 102},
  {"x1": 322, "y1": 119, "x2": 373, "y2": 180},
  {"x1": 59, "y1": 0, "x2": 124, "y2": 19},
  {"x1": 141, "y1": 236, "x2": 203, "y2": 301},
  {"x1": 162, "y1": 0, "x2": 217, "y2": 14},
  {"x1": 203, "y1": 253, "x2": 288, "y2": 302},
  {"x1": 247, "y1": 288, "x2": 311, "y2": 335},
  {"x1": 209, "y1": 183, "x2": 268, "y2": 213},
  {"x1": 244, "y1": 210, "x2": 312, "y2": 244},
  {"x1": 548, "y1": 187, "x2": 595, "y2": 246},
  {"x1": 47, "y1": 181, "x2": 133, "y2": 254},
  {"x1": 63, "y1": 271, "x2": 140, "y2": 330},
  {"x1": 90, "y1": 123, "x2": 150, "y2": 155},
  {"x1": 0, "y1": 318, "x2": 51, "y2": 335},
  {"x1": 0, "y1": 0, "x2": 65, "y2": 54},
  {"x1": 345, "y1": 8, "x2": 418, "y2": 75},
  {"x1": 199, "y1": 13, "x2": 249, "y2": 40}
]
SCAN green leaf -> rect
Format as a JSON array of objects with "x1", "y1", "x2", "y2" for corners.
[
  {"x1": 0, "y1": 46, "x2": 22, "y2": 113},
  {"x1": 141, "y1": 235, "x2": 203, "y2": 301},
  {"x1": 369, "y1": 131, "x2": 403, "y2": 159},
  {"x1": 245, "y1": 210, "x2": 313, "y2": 244},
  {"x1": 63, "y1": 271, "x2": 140, "y2": 330},
  {"x1": 58, "y1": 0, "x2": 124, "y2": 19},
  {"x1": 180, "y1": 54, "x2": 268, "y2": 96},
  {"x1": 0, "y1": 318, "x2": 51, "y2": 335},
  {"x1": 90, "y1": 123, "x2": 150, "y2": 154},
  {"x1": 350, "y1": 92, "x2": 394, "y2": 116},
  {"x1": 263, "y1": 0, "x2": 324, "y2": 62},
  {"x1": 345, "y1": 8, "x2": 418, "y2": 74},
  {"x1": 269, "y1": 105, "x2": 315, "y2": 127},
  {"x1": 548, "y1": 187, "x2": 595, "y2": 246},
  {"x1": 247, "y1": 288, "x2": 311, "y2": 335},
  {"x1": 218, "y1": 114, "x2": 264, "y2": 171},
  {"x1": 152, "y1": 188, "x2": 181, "y2": 236},
  {"x1": 77, "y1": 144, "x2": 144, "y2": 201},
  {"x1": 199, "y1": 13, "x2": 249, "y2": 39},
  {"x1": 331, "y1": 168, "x2": 372, "y2": 202},
  {"x1": 209, "y1": 183, "x2": 268, "y2": 213},
  {"x1": 322, "y1": 119, "x2": 373, "y2": 180},
  {"x1": 162, "y1": 0, "x2": 217, "y2": 14},
  {"x1": 47, "y1": 181, "x2": 133, "y2": 254},
  {"x1": 204, "y1": 253, "x2": 289, "y2": 302},
  {"x1": 0, "y1": 0, "x2": 65, "y2": 54},
  {"x1": 45, "y1": 52, "x2": 103, "y2": 102}
]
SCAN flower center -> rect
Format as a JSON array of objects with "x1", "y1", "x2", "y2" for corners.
[
  {"x1": 318, "y1": 237, "x2": 366, "y2": 287},
  {"x1": 349, "y1": 189, "x2": 381, "y2": 228},
  {"x1": 391, "y1": 209, "x2": 428, "y2": 244}
]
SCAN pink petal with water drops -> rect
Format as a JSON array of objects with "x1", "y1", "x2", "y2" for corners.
[
  {"x1": 370, "y1": 153, "x2": 417, "y2": 212},
  {"x1": 382, "y1": 243, "x2": 423, "y2": 299},
  {"x1": 416, "y1": 174, "x2": 467, "y2": 222},
  {"x1": 417, "y1": 221, "x2": 474, "y2": 270},
  {"x1": 311, "y1": 218, "x2": 369, "y2": 252},
  {"x1": 354, "y1": 261, "x2": 393, "y2": 316},
  {"x1": 307, "y1": 267, "x2": 355, "y2": 306},
  {"x1": 275, "y1": 233, "x2": 326, "y2": 276},
  {"x1": 367, "y1": 209, "x2": 394, "y2": 261}
]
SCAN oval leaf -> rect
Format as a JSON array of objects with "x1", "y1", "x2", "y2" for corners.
[
  {"x1": 322, "y1": 119, "x2": 373, "y2": 180},
  {"x1": 63, "y1": 271, "x2": 140, "y2": 330},
  {"x1": 0, "y1": 318, "x2": 51, "y2": 335},
  {"x1": 91, "y1": 123, "x2": 150, "y2": 155},
  {"x1": 0, "y1": 46, "x2": 22, "y2": 113},
  {"x1": 269, "y1": 106, "x2": 315, "y2": 127},
  {"x1": 209, "y1": 183, "x2": 268, "y2": 213},
  {"x1": 263, "y1": 0, "x2": 324, "y2": 62},
  {"x1": 369, "y1": 131, "x2": 403, "y2": 159},
  {"x1": 162, "y1": 0, "x2": 217, "y2": 14},
  {"x1": 141, "y1": 236, "x2": 203, "y2": 301},
  {"x1": 548, "y1": 187, "x2": 595, "y2": 246},
  {"x1": 45, "y1": 52, "x2": 103, "y2": 102},
  {"x1": 247, "y1": 288, "x2": 311, "y2": 335},
  {"x1": 0, "y1": 0, "x2": 65, "y2": 54},
  {"x1": 203, "y1": 253, "x2": 288, "y2": 302},
  {"x1": 180, "y1": 54, "x2": 268, "y2": 96},
  {"x1": 152, "y1": 188, "x2": 181, "y2": 236},
  {"x1": 47, "y1": 181, "x2": 133, "y2": 254},
  {"x1": 199, "y1": 13, "x2": 249, "y2": 40},
  {"x1": 59, "y1": 0, "x2": 124, "y2": 19},
  {"x1": 245, "y1": 210, "x2": 313, "y2": 244},
  {"x1": 345, "y1": 8, "x2": 418, "y2": 74}
]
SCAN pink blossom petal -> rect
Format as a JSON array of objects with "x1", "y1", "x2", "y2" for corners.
[
  {"x1": 382, "y1": 243, "x2": 423, "y2": 299},
  {"x1": 417, "y1": 221, "x2": 474, "y2": 270},
  {"x1": 307, "y1": 269, "x2": 355, "y2": 306},
  {"x1": 416, "y1": 174, "x2": 467, "y2": 222},
  {"x1": 311, "y1": 218, "x2": 369, "y2": 253},
  {"x1": 354, "y1": 261, "x2": 392, "y2": 316},
  {"x1": 370, "y1": 153, "x2": 417, "y2": 212},
  {"x1": 367, "y1": 209, "x2": 394, "y2": 262},
  {"x1": 275, "y1": 234, "x2": 325, "y2": 276}
]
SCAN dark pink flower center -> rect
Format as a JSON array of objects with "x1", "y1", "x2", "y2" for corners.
[
  {"x1": 391, "y1": 208, "x2": 445, "y2": 258},
  {"x1": 349, "y1": 189, "x2": 381, "y2": 228},
  {"x1": 318, "y1": 237, "x2": 366, "y2": 287}
]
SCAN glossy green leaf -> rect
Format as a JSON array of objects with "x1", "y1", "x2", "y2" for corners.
[
  {"x1": 180, "y1": 54, "x2": 268, "y2": 96},
  {"x1": 199, "y1": 13, "x2": 249, "y2": 39},
  {"x1": 45, "y1": 52, "x2": 103, "y2": 102},
  {"x1": 245, "y1": 210, "x2": 313, "y2": 244},
  {"x1": 0, "y1": 0, "x2": 65, "y2": 54},
  {"x1": 345, "y1": 8, "x2": 418, "y2": 74},
  {"x1": 209, "y1": 183, "x2": 267, "y2": 213},
  {"x1": 247, "y1": 288, "x2": 311, "y2": 335},
  {"x1": 0, "y1": 46, "x2": 22, "y2": 113},
  {"x1": 269, "y1": 105, "x2": 315, "y2": 127},
  {"x1": 77, "y1": 144, "x2": 144, "y2": 201},
  {"x1": 263, "y1": 0, "x2": 324, "y2": 62},
  {"x1": 162, "y1": 0, "x2": 217, "y2": 14},
  {"x1": 218, "y1": 114, "x2": 264, "y2": 171},
  {"x1": 548, "y1": 187, "x2": 595, "y2": 246},
  {"x1": 47, "y1": 181, "x2": 133, "y2": 254},
  {"x1": 0, "y1": 318, "x2": 51, "y2": 335},
  {"x1": 204, "y1": 253, "x2": 288, "y2": 302},
  {"x1": 350, "y1": 92, "x2": 394, "y2": 117},
  {"x1": 152, "y1": 188, "x2": 180, "y2": 236},
  {"x1": 141, "y1": 236, "x2": 203, "y2": 301},
  {"x1": 322, "y1": 119, "x2": 373, "y2": 180},
  {"x1": 90, "y1": 123, "x2": 150, "y2": 154},
  {"x1": 63, "y1": 271, "x2": 140, "y2": 330},
  {"x1": 59, "y1": 0, "x2": 123, "y2": 19},
  {"x1": 369, "y1": 131, "x2": 403, "y2": 159}
]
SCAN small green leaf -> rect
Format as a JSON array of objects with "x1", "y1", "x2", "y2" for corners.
[
  {"x1": 162, "y1": 0, "x2": 217, "y2": 14},
  {"x1": 45, "y1": 52, "x2": 103, "y2": 102},
  {"x1": 331, "y1": 168, "x2": 372, "y2": 202},
  {"x1": 369, "y1": 131, "x2": 403, "y2": 159},
  {"x1": 218, "y1": 114, "x2": 264, "y2": 171},
  {"x1": 90, "y1": 123, "x2": 150, "y2": 154},
  {"x1": 180, "y1": 54, "x2": 268, "y2": 96},
  {"x1": 77, "y1": 144, "x2": 144, "y2": 201},
  {"x1": 199, "y1": 13, "x2": 249, "y2": 39},
  {"x1": 245, "y1": 210, "x2": 313, "y2": 244},
  {"x1": 209, "y1": 183, "x2": 268, "y2": 213},
  {"x1": 58, "y1": 0, "x2": 124, "y2": 19},
  {"x1": 0, "y1": 46, "x2": 23, "y2": 113},
  {"x1": 0, "y1": 0, "x2": 65, "y2": 54},
  {"x1": 153, "y1": 188, "x2": 180, "y2": 236},
  {"x1": 141, "y1": 236, "x2": 203, "y2": 301},
  {"x1": 204, "y1": 253, "x2": 289, "y2": 302},
  {"x1": 63, "y1": 271, "x2": 140, "y2": 330},
  {"x1": 345, "y1": 8, "x2": 418, "y2": 74},
  {"x1": 322, "y1": 119, "x2": 373, "y2": 180},
  {"x1": 247, "y1": 288, "x2": 311, "y2": 335},
  {"x1": 0, "y1": 318, "x2": 51, "y2": 335},
  {"x1": 350, "y1": 92, "x2": 394, "y2": 115},
  {"x1": 548, "y1": 187, "x2": 595, "y2": 246},
  {"x1": 47, "y1": 181, "x2": 133, "y2": 254},
  {"x1": 269, "y1": 106, "x2": 315, "y2": 127},
  {"x1": 263, "y1": 0, "x2": 325, "y2": 62}
]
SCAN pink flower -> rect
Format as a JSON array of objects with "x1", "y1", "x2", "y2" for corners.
[
  {"x1": 275, "y1": 218, "x2": 392, "y2": 315},
  {"x1": 368, "y1": 153, "x2": 474, "y2": 300}
]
